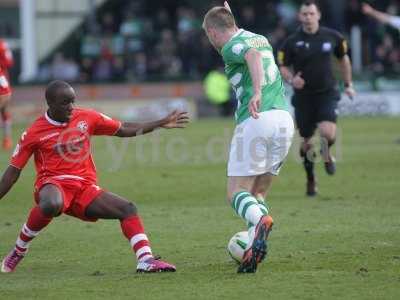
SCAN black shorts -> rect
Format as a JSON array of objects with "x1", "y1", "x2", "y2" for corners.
[{"x1": 292, "y1": 91, "x2": 340, "y2": 138}]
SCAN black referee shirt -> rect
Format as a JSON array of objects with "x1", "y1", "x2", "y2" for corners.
[{"x1": 278, "y1": 26, "x2": 348, "y2": 95}]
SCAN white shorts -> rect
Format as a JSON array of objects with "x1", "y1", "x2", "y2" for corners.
[{"x1": 227, "y1": 109, "x2": 294, "y2": 177}]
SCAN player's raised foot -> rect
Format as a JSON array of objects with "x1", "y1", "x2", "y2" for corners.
[
  {"x1": 136, "y1": 257, "x2": 176, "y2": 273},
  {"x1": 1, "y1": 248, "x2": 25, "y2": 273},
  {"x1": 306, "y1": 179, "x2": 318, "y2": 197},
  {"x1": 2, "y1": 137, "x2": 12, "y2": 150},
  {"x1": 324, "y1": 155, "x2": 336, "y2": 176},
  {"x1": 238, "y1": 215, "x2": 273, "y2": 274}
]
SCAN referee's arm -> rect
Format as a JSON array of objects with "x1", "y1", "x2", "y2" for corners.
[
  {"x1": 337, "y1": 54, "x2": 353, "y2": 88},
  {"x1": 277, "y1": 49, "x2": 292, "y2": 83},
  {"x1": 337, "y1": 54, "x2": 356, "y2": 99},
  {"x1": 278, "y1": 65, "x2": 292, "y2": 83},
  {"x1": 277, "y1": 50, "x2": 304, "y2": 90},
  {"x1": 335, "y1": 37, "x2": 356, "y2": 99}
]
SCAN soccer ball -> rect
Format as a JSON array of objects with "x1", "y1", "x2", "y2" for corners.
[{"x1": 227, "y1": 231, "x2": 249, "y2": 264}]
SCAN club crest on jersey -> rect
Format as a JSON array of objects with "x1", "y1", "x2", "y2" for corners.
[
  {"x1": 232, "y1": 43, "x2": 244, "y2": 55},
  {"x1": 77, "y1": 121, "x2": 88, "y2": 132}
]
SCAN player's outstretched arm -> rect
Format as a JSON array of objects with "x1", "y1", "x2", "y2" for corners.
[
  {"x1": 362, "y1": 3, "x2": 391, "y2": 24},
  {"x1": 0, "y1": 165, "x2": 21, "y2": 200},
  {"x1": 223, "y1": 1, "x2": 239, "y2": 30},
  {"x1": 115, "y1": 110, "x2": 189, "y2": 137},
  {"x1": 224, "y1": 1, "x2": 232, "y2": 13},
  {"x1": 362, "y1": 3, "x2": 400, "y2": 29}
]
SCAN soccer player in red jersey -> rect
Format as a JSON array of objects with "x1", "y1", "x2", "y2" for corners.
[
  {"x1": 0, "y1": 38, "x2": 14, "y2": 150},
  {"x1": 0, "y1": 80, "x2": 189, "y2": 273}
]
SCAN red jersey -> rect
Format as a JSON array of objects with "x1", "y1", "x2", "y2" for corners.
[
  {"x1": 10, "y1": 108, "x2": 121, "y2": 186},
  {"x1": 0, "y1": 39, "x2": 13, "y2": 73},
  {"x1": 0, "y1": 39, "x2": 13, "y2": 95}
]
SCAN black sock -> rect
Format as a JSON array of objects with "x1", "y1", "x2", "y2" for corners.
[
  {"x1": 301, "y1": 148, "x2": 315, "y2": 181},
  {"x1": 328, "y1": 139, "x2": 335, "y2": 148}
]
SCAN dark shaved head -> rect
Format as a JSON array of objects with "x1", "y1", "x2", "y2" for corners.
[
  {"x1": 45, "y1": 80, "x2": 76, "y2": 123},
  {"x1": 45, "y1": 80, "x2": 74, "y2": 105}
]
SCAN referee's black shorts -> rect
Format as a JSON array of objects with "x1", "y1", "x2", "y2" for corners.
[{"x1": 292, "y1": 90, "x2": 340, "y2": 139}]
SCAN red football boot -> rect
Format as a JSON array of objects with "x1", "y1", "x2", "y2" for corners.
[{"x1": 238, "y1": 215, "x2": 274, "y2": 273}]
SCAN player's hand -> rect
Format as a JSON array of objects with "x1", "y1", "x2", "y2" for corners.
[
  {"x1": 292, "y1": 72, "x2": 305, "y2": 90},
  {"x1": 161, "y1": 110, "x2": 190, "y2": 129},
  {"x1": 344, "y1": 85, "x2": 356, "y2": 100},
  {"x1": 362, "y1": 3, "x2": 374, "y2": 16},
  {"x1": 224, "y1": 1, "x2": 232, "y2": 13},
  {"x1": 248, "y1": 92, "x2": 261, "y2": 119}
]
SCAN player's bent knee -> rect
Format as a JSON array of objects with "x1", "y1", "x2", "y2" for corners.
[
  {"x1": 321, "y1": 133, "x2": 336, "y2": 144},
  {"x1": 301, "y1": 140, "x2": 313, "y2": 148},
  {"x1": 319, "y1": 125, "x2": 336, "y2": 140},
  {"x1": 38, "y1": 185, "x2": 63, "y2": 217},
  {"x1": 38, "y1": 197, "x2": 63, "y2": 217},
  {"x1": 122, "y1": 202, "x2": 137, "y2": 218},
  {"x1": 301, "y1": 141, "x2": 313, "y2": 154}
]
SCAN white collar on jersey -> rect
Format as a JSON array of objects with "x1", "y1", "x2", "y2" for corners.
[{"x1": 45, "y1": 112, "x2": 67, "y2": 127}]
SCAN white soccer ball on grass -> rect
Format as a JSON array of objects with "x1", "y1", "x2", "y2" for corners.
[{"x1": 227, "y1": 231, "x2": 249, "y2": 264}]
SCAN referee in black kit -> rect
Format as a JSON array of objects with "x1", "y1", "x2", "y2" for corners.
[{"x1": 278, "y1": 0, "x2": 356, "y2": 196}]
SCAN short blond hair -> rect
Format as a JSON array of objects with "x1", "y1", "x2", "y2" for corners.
[{"x1": 203, "y1": 6, "x2": 236, "y2": 30}]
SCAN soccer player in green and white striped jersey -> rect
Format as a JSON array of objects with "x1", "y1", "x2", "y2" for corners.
[{"x1": 203, "y1": 2, "x2": 294, "y2": 273}]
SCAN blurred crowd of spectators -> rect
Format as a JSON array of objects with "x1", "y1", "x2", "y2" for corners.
[
  {"x1": 37, "y1": 0, "x2": 400, "y2": 83},
  {"x1": 347, "y1": 0, "x2": 400, "y2": 76}
]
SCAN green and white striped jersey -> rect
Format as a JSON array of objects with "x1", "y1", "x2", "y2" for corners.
[{"x1": 221, "y1": 29, "x2": 288, "y2": 124}]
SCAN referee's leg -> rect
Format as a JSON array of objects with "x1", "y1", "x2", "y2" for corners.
[
  {"x1": 317, "y1": 98, "x2": 339, "y2": 175},
  {"x1": 293, "y1": 98, "x2": 318, "y2": 196}
]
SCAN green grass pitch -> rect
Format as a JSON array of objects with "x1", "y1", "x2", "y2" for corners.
[{"x1": 0, "y1": 117, "x2": 399, "y2": 299}]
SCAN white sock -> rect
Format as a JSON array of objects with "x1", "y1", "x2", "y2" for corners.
[{"x1": 231, "y1": 191, "x2": 263, "y2": 225}]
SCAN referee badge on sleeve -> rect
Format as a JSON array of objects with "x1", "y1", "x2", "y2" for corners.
[
  {"x1": 342, "y1": 40, "x2": 348, "y2": 53},
  {"x1": 277, "y1": 51, "x2": 284, "y2": 64}
]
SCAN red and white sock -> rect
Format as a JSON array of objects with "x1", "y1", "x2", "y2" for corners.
[
  {"x1": 15, "y1": 206, "x2": 52, "y2": 254},
  {"x1": 120, "y1": 215, "x2": 153, "y2": 262}
]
